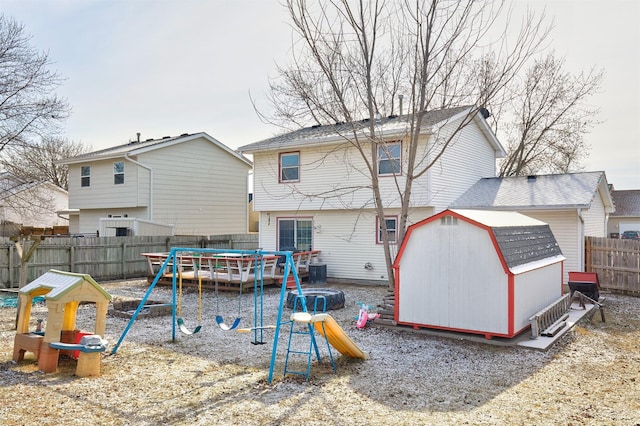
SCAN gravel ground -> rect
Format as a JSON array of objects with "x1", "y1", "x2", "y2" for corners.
[{"x1": 0, "y1": 279, "x2": 639, "y2": 425}]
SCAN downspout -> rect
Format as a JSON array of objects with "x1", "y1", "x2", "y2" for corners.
[
  {"x1": 124, "y1": 153, "x2": 153, "y2": 221},
  {"x1": 578, "y1": 208, "x2": 585, "y2": 271}
]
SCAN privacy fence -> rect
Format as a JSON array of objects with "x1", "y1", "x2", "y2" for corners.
[
  {"x1": 0, "y1": 234, "x2": 258, "y2": 288},
  {"x1": 586, "y1": 237, "x2": 640, "y2": 295}
]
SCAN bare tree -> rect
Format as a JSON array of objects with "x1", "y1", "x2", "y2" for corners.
[
  {"x1": 498, "y1": 52, "x2": 603, "y2": 176},
  {"x1": 0, "y1": 15, "x2": 70, "y2": 151},
  {"x1": 0, "y1": 136, "x2": 89, "y2": 190},
  {"x1": 265, "y1": 0, "x2": 549, "y2": 288}
]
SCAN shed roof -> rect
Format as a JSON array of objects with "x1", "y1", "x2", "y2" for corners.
[
  {"x1": 238, "y1": 106, "x2": 504, "y2": 155},
  {"x1": 611, "y1": 189, "x2": 640, "y2": 217},
  {"x1": 450, "y1": 172, "x2": 614, "y2": 212},
  {"x1": 397, "y1": 209, "x2": 564, "y2": 273},
  {"x1": 20, "y1": 270, "x2": 112, "y2": 301},
  {"x1": 449, "y1": 209, "x2": 563, "y2": 270}
]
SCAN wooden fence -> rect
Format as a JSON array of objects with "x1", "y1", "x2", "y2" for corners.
[
  {"x1": 0, "y1": 234, "x2": 258, "y2": 288},
  {"x1": 586, "y1": 237, "x2": 640, "y2": 295}
]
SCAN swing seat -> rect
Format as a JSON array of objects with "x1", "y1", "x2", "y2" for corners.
[
  {"x1": 177, "y1": 317, "x2": 202, "y2": 335},
  {"x1": 215, "y1": 315, "x2": 241, "y2": 331}
]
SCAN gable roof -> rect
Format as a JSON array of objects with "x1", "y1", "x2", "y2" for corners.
[
  {"x1": 20, "y1": 269, "x2": 112, "y2": 301},
  {"x1": 239, "y1": 106, "x2": 504, "y2": 155},
  {"x1": 450, "y1": 172, "x2": 615, "y2": 212},
  {"x1": 59, "y1": 132, "x2": 252, "y2": 167},
  {"x1": 611, "y1": 190, "x2": 640, "y2": 217}
]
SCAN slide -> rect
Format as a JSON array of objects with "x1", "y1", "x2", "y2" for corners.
[{"x1": 312, "y1": 313, "x2": 367, "y2": 359}]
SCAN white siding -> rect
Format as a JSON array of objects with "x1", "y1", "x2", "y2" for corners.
[
  {"x1": 72, "y1": 136, "x2": 250, "y2": 236},
  {"x1": 582, "y1": 191, "x2": 607, "y2": 237},
  {"x1": 258, "y1": 207, "x2": 433, "y2": 283},
  {"x1": 68, "y1": 159, "x2": 144, "y2": 209},
  {"x1": 522, "y1": 210, "x2": 579, "y2": 282},
  {"x1": 397, "y1": 219, "x2": 509, "y2": 335},
  {"x1": 513, "y1": 262, "x2": 564, "y2": 332},
  {"x1": 429, "y1": 117, "x2": 498, "y2": 212},
  {"x1": 140, "y1": 138, "x2": 249, "y2": 236}
]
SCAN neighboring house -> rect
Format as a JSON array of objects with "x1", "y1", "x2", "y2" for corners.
[
  {"x1": 0, "y1": 172, "x2": 69, "y2": 230},
  {"x1": 238, "y1": 106, "x2": 506, "y2": 283},
  {"x1": 450, "y1": 172, "x2": 615, "y2": 281},
  {"x1": 608, "y1": 189, "x2": 640, "y2": 237},
  {"x1": 59, "y1": 132, "x2": 252, "y2": 237}
]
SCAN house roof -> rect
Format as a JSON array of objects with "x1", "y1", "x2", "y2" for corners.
[
  {"x1": 610, "y1": 190, "x2": 640, "y2": 217},
  {"x1": 450, "y1": 172, "x2": 614, "y2": 212},
  {"x1": 58, "y1": 132, "x2": 252, "y2": 167},
  {"x1": 238, "y1": 105, "x2": 504, "y2": 155}
]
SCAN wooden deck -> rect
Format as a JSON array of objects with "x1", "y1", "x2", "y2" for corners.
[{"x1": 141, "y1": 250, "x2": 321, "y2": 292}]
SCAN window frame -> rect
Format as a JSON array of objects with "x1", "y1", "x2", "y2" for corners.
[
  {"x1": 114, "y1": 161, "x2": 125, "y2": 185},
  {"x1": 279, "y1": 151, "x2": 300, "y2": 183},
  {"x1": 81, "y1": 165, "x2": 91, "y2": 187},
  {"x1": 277, "y1": 217, "x2": 313, "y2": 251},
  {"x1": 376, "y1": 215, "x2": 398, "y2": 245},
  {"x1": 377, "y1": 141, "x2": 402, "y2": 176}
]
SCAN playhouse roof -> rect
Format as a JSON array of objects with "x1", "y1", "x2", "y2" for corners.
[{"x1": 20, "y1": 270, "x2": 112, "y2": 301}]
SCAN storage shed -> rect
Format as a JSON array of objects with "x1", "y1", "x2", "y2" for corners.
[{"x1": 393, "y1": 209, "x2": 565, "y2": 339}]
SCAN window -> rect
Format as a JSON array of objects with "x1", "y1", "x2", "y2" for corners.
[
  {"x1": 278, "y1": 218, "x2": 313, "y2": 251},
  {"x1": 378, "y1": 142, "x2": 401, "y2": 175},
  {"x1": 81, "y1": 166, "x2": 90, "y2": 187},
  {"x1": 279, "y1": 152, "x2": 300, "y2": 182},
  {"x1": 440, "y1": 216, "x2": 458, "y2": 226},
  {"x1": 377, "y1": 216, "x2": 398, "y2": 244},
  {"x1": 114, "y1": 162, "x2": 124, "y2": 184}
]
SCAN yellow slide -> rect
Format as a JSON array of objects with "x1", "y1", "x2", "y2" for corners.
[{"x1": 311, "y1": 313, "x2": 367, "y2": 359}]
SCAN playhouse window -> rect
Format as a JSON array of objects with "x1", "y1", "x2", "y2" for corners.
[
  {"x1": 81, "y1": 166, "x2": 90, "y2": 187},
  {"x1": 378, "y1": 141, "x2": 401, "y2": 175},
  {"x1": 114, "y1": 162, "x2": 124, "y2": 184},
  {"x1": 279, "y1": 152, "x2": 300, "y2": 182},
  {"x1": 278, "y1": 218, "x2": 312, "y2": 251},
  {"x1": 377, "y1": 216, "x2": 397, "y2": 244}
]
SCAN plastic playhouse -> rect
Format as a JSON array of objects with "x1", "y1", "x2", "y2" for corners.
[{"x1": 13, "y1": 269, "x2": 111, "y2": 377}]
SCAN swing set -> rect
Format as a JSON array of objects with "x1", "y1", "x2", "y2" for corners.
[{"x1": 111, "y1": 248, "x2": 288, "y2": 352}]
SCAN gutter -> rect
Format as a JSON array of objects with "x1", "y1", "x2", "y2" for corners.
[{"x1": 124, "y1": 153, "x2": 153, "y2": 220}]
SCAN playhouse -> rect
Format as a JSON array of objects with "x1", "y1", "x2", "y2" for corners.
[
  {"x1": 393, "y1": 209, "x2": 565, "y2": 339},
  {"x1": 13, "y1": 269, "x2": 111, "y2": 376}
]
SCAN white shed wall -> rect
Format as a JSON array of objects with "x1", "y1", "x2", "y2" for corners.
[
  {"x1": 397, "y1": 219, "x2": 509, "y2": 335},
  {"x1": 513, "y1": 262, "x2": 564, "y2": 333}
]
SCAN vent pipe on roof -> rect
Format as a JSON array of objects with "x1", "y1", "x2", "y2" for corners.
[
  {"x1": 398, "y1": 94, "x2": 404, "y2": 116},
  {"x1": 136, "y1": 132, "x2": 140, "y2": 143}
]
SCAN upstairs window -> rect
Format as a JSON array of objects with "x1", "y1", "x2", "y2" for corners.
[
  {"x1": 279, "y1": 152, "x2": 300, "y2": 182},
  {"x1": 114, "y1": 161, "x2": 124, "y2": 184},
  {"x1": 377, "y1": 216, "x2": 398, "y2": 244},
  {"x1": 378, "y1": 141, "x2": 401, "y2": 175},
  {"x1": 81, "y1": 166, "x2": 90, "y2": 187}
]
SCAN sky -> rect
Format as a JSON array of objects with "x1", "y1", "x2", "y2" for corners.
[{"x1": 1, "y1": 0, "x2": 639, "y2": 189}]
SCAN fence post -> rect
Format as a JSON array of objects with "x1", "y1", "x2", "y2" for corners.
[
  {"x1": 70, "y1": 245, "x2": 75, "y2": 272},
  {"x1": 122, "y1": 242, "x2": 127, "y2": 280}
]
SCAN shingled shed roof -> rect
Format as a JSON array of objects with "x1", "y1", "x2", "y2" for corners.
[{"x1": 448, "y1": 209, "x2": 564, "y2": 273}]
